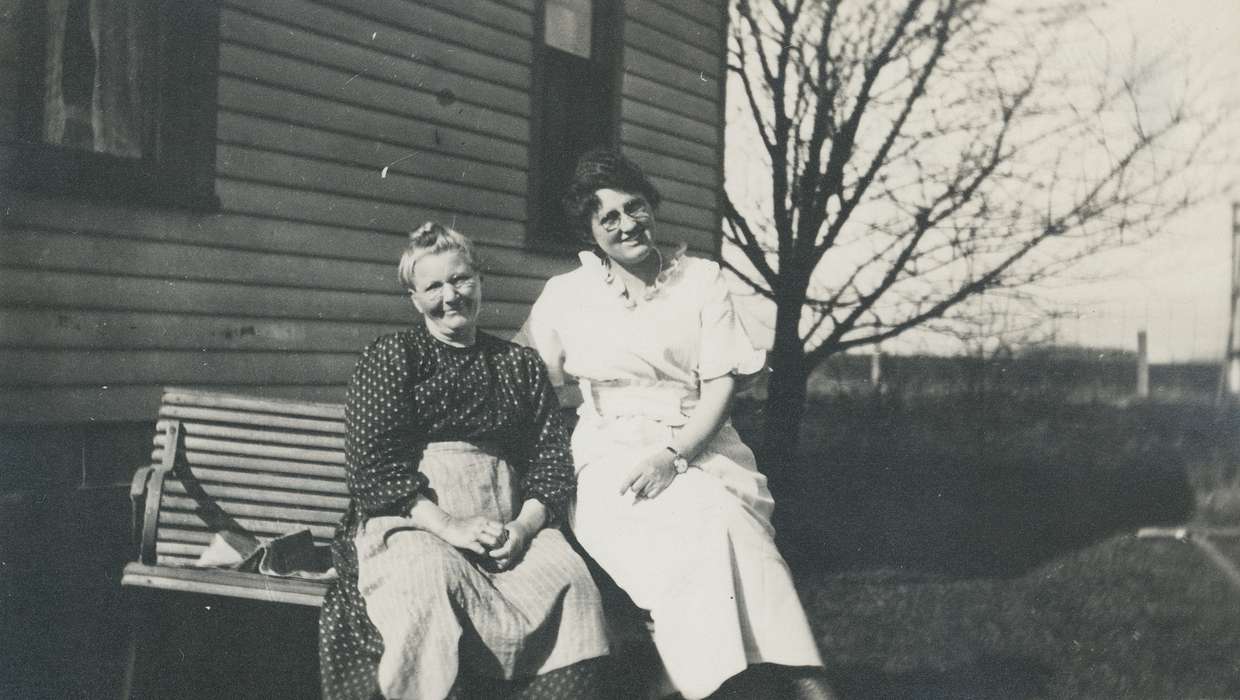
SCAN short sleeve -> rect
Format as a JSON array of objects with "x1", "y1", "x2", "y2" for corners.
[
  {"x1": 514, "y1": 279, "x2": 568, "y2": 387},
  {"x1": 698, "y1": 263, "x2": 767, "y2": 386}
]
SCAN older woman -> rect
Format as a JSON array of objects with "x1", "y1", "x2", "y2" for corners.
[
  {"x1": 521, "y1": 149, "x2": 835, "y2": 699},
  {"x1": 318, "y1": 223, "x2": 610, "y2": 700}
]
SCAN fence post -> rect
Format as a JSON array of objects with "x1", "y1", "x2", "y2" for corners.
[
  {"x1": 1222, "y1": 202, "x2": 1240, "y2": 402},
  {"x1": 1137, "y1": 330, "x2": 1149, "y2": 399},
  {"x1": 870, "y1": 348, "x2": 883, "y2": 389}
]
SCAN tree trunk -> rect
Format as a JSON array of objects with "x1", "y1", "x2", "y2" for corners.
[
  {"x1": 761, "y1": 296, "x2": 810, "y2": 497},
  {"x1": 762, "y1": 353, "x2": 809, "y2": 489}
]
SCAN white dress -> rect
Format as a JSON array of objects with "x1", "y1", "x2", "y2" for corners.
[{"x1": 523, "y1": 250, "x2": 824, "y2": 699}]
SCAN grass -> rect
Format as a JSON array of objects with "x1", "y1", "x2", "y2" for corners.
[
  {"x1": 801, "y1": 536, "x2": 1240, "y2": 698},
  {"x1": 732, "y1": 391, "x2": 1240, "y2": 698}
]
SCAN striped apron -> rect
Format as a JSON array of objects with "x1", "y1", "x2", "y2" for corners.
[{"x1": 354, "y1": 442, "x2": 609, "y2": 700}]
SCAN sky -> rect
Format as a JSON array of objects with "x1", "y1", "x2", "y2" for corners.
[
  {"x1": 723, "y1": 0, "x2": 1240, "y2": 363},
  {"x1": 1038, "y1": 0, "x2": 1240, "y2": 362}
]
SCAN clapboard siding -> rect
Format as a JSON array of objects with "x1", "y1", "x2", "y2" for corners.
[
  {"x1": 215, "y1": 180, "x2": 529, "y2": 242},
  {"x1": 312, "y1": 0, "x2": 532, "y2": 62},
  {"x1": 623, "y1": 144, "x2": 718, "y2": 189},
  {"x1": 216, "y1": 145, "x2": 528, "y2": 222},
  {"x1": 0, "y1": 195, "x2": 572, "y2": 279},
  {"x1": 0, "y1": 267, "x2": 530, "y2": 329},
  {"x1": 0, "y1": 386, "x2": 348, "y2": 424},
  {"x1": 217, "y1": 79, "x2": 529, "y2": 170},
  {"x1": 0, "y1": 11, "x2": 17, "y2": 137},
  {"x1": 622, "y1": 98, "x2": 719, "y2": 148},
  {"x1": 622, "y1": 122, "x2": 717, "y2": 168},
  {"x1": 492, "y1": 0, "x2": 535, "y2": 13},
  {"x1": 662, "y1": 226, "x2": 717, "y2": 256},
  {"x1": 624, "y1": 47, "x2": 718, "y2": 101},
  {"x1": 619, "y1": 0, "x2": 727, "y2": 260},
  {"x1": 397, "y1": 0, "x2": 534, "y2": 38},
  {"x1": 643, "y1": 175, "x2": 717, "y2": 207},
  {"x1": 627, "y1": 0, "x2": 720, "y2": 55},
  {"x1": 654, "y1": 200, "x2": 718, "y2": 235},
  {"x1": 0, "y1": 308, "x2": 404, "y2": 354},
  {"x1": 2, "y1": 268, "x2": 405, "y2": 323},
  {"x1": 216, "y1": 112, "x2": 528, "y2": 197},
  {"x1": 238, "y1": 0, "x2": 530, "y2": 89},
  {"x1": 623, "y1": 72, "x2": 719, "y2": 126},
  {"x1": 648, "y1": 0, "x2": 723, "y2": 30},
  {"x1": 221, "y1": 7, "x2": 530, "y2": 118},
  {"x1": 0, "y1": 350, "x2": 360, "y2": 387},
  {"x1": 218, "y1": 45, "x2": 529, "y2": 144},
  {"x1": 0, "y1": 227, "x2": 547, "y2": 301},
  {"x1": 1, "y1": 0, "x2": 727, "y2": 424},
  {"x1": 624, "y1": 16, "x2": 720, "y2": 80}
]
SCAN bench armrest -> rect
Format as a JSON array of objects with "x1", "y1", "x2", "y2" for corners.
[
  {"x1": 129, "y1": 466, "x2": 154, "y2": 545},
  {"x1": 129, "y1": 465, "x2": 170, "y2": 565}
]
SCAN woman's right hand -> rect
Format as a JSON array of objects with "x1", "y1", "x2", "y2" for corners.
[{"x1": 438, "y1": 515, "x2": 507, "y2": 555}]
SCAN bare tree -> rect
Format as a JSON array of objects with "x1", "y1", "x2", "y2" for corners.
[{"x1": 725, "y1": 0, "x2": 1216, "y2": 480}]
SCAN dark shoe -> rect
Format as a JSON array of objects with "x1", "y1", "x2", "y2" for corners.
[{"x1": 784, "y1": 667, "x2": 837, "y2": 700}]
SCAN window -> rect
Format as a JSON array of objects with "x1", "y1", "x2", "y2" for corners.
[
  {"x1": 529, "y1": 0, "x2": 621, "y2": 247},
  {"x1": 0, "y1": 0, "x2": 220, "y2": 210}
]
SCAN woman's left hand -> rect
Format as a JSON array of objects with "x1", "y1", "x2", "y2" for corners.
[
  {"x1": 619, "y1": 450, "x2": 677, "y2": 500},
  {"x1": 487, "y1": 521, "x2": 533, "y2": 571}
]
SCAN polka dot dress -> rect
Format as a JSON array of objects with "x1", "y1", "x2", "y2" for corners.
[{"x1": 319, "y1": 324, "x2": 579, "y2": 700}]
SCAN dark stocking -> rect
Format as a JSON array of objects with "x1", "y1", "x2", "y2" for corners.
[{"x1": 510, "y1": 657, "x2": 612, "y2": 700}]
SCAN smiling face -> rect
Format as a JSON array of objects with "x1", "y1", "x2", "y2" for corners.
[
  {"x1": 588, "y1": 188, "x2": 656, "y2": 268},
  {"x1": 408, "y1": 250, "x2": 482, "y2": 343}
]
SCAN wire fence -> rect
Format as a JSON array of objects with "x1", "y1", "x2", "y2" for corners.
[
  {"x1": 759, "y1": 352, "x2": 1219, "y2": 406},
  {"x1": 1049, "y1": 299, "x2": 1230, "y2": 364}
]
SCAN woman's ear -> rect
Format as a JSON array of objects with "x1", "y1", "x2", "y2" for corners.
[{"x1": 408, "y1": 291, "x2": 425, "y2": 314}]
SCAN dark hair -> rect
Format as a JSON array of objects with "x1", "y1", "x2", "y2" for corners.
[{"x1": 561, "y1": 147, "x2": 662, "y2": 241}]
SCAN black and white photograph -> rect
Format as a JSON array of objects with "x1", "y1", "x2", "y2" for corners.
[{"x1": 1, "y1": 0, "x2": 1238, "y2": 698}]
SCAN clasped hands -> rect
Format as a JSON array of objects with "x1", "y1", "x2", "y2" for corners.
[{"x1": 440, "y1": 515, "x2": 531, "y2": 571}]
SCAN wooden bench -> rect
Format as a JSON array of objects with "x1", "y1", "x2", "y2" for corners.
[
  {"x1": 120, "y1": 388, "x2": 347, "y2": 697},
  {"x1": 121, "y1": 386, "x2": 657, "y2": 698},
  {"x1": 122, "y1": 388, "x2": 346, "y2": 608}
]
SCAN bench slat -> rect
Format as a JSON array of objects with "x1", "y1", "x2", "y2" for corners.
[
  {"x1": 158, "y1": 435, "x2": 347, "y2": 465},
  {"x1": 150, "y1": 450, "x2": 347, "y2": 481},
  {"x1": 159, "y1": 405, "x2": 345, "y2": 434},
  {"x1": 170, "y1": 466, "x2": 348, "y2": 494},
  {"x1": 159, "y1": 511, "x2": 337, "y2": 540},
  {"x1": 122, "y1": 562, "x2": 329, "y2": 606},
  {"x1": 156, "y1": 419, "x2": 346, "y2": 449},
  {"x1": 155, "y1": 523, "x2": 333, "y2": 548},
  {"x1": 161, "y1": 494, "x2": 344, "y2": 526},
  {"x1": 156, "y1": 553, "x2": 205, "y2": 567},
  {"x1": 157, "y1": 527, "x2": 216, "y2": 545},
  {"x1": 162, "y1": 388, "x2": 345, "y2": 420},
  {"x1": 164, "y1": 480, "x2": 350, "y2": 511},
  {"x1": 157, "y1": 541, "x2": 208, "y2": 557}
]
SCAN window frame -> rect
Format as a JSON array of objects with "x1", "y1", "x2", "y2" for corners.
[
  {"x1": 527, "y1": 0, "x2": 623, "y2": 252},
  {"x1": 0, "y1": 0, "x2": 221, "y2": 211}
]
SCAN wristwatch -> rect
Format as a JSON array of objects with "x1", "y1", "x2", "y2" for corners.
[{"x1": 665, "y1": 446, "x2": 690, "y2": 474}]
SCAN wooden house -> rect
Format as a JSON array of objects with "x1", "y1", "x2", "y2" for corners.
[{"x1": 0, "y1": 1, "x2": 727, "y2": 695}]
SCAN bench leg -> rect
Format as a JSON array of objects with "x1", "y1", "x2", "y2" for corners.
[{"x1": 120, "y1": 591, "x2": 160, "y2": 700}]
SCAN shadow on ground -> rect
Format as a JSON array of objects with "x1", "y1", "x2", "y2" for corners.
[
  {"x1": 827, "y1": 654, "x2": 1053, "y2": 700},
  {"x1": 735, "y1": 395, "x2": 1203, "y2": 578}
]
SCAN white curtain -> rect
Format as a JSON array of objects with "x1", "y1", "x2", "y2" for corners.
[{"x1": 42, "y1": 0, "x2": 146, "y2": 157}]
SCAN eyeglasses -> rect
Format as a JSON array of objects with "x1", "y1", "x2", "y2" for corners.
[
  {"x1": 597, "y1": 197, "x2": 652, "y2": 233},
  {"x1": 413, "y1": 273, "x2": 478, "y2": 302}
]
